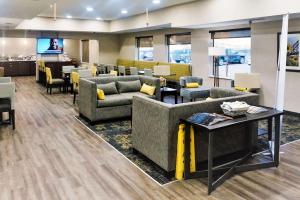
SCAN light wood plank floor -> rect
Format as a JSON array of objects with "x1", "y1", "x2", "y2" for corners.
[{"x1": 0, "y1": 76, "x2": 300, "y2": 200}]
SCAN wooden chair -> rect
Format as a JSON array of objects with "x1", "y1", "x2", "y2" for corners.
[{"x1": 45, "y1": 67, "x2": 64, "y2": 94}]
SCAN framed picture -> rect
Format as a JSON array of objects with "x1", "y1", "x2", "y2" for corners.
[{"x1": 278, "y1": 32, "x2": 300, "y2": 72}]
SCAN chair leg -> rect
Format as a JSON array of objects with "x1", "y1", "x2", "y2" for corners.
[
  {"x1": 46, "y1": 84, "x2": 48, "y2": 93},
  {"x1": 73, "y1": 92, "x2": 76, "y2": 104},
  {"x1": 11, "y1": 110, "x2": 15, "y2": 130},
  {"x1": 50, "y1": 85, "x2": 52, "y2": 95}
]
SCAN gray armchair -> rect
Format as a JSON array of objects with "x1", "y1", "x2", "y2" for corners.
[{"x1": 180, "y1": 76, "x2": 210, "y2": 102}]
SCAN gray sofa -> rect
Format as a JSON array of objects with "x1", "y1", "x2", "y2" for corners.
[
  {"x1": 78, "y1": 75, "x2": 161, "y2": 122},
  {"x1": 132, "y1": 88, "x2": 259, "y2": 172}
]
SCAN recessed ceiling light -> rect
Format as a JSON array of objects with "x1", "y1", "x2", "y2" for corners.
[
  {"x1": 86, "y1": 7, "x2": 93, "y2": 12},
  {"x1": 153, "y1": 0, "x2": 160, "y2": 4},
  {"x1": 96, "y1": 17, "x2": 102, "y2": 21},
  {"x1": 121, "y1": 9, "x2": 128, "y2": 14},
  {"x1": 66, "y1": 15, "x2": 72, "y2": 19}
]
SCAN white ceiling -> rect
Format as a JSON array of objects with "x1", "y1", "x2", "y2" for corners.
[{"x1": 0, "y1": 0, "x2": 195, "y2": 21}]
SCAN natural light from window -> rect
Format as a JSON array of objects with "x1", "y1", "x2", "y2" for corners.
[
  {"x1": 214, "y1": 37, "x2": 251, "y2": 79},
  {"x1": 169, "y1": 44, "x2": 191, "y2": 64},
  {"x1": 138, "y1": 47, "x2": 154, "y2": 61}
]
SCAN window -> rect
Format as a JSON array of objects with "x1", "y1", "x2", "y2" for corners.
[
  {"x1": 136, "y1": 36, "x2": 154, "y2": 61},
  {"x1": 211, "y1": 29, "x2": 251, "y2": 79},
  {"x1": 167, "y1": 33, "x2": 191, "y2": 64}
]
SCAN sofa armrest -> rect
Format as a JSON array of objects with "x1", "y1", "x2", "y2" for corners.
[
  {"x1": 78, "y1": 78, "x2": 97, "y2": 121},
  {"x1": 139, "y1": 76, "x2": 161, "y2": 100},
  {"x1": 132, "y1": 96, "x2": 172, "y2": 171}
]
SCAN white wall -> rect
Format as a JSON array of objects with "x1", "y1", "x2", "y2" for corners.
[
  {"x1": 252, "y1": 19, "x2": 300, "y2": 112},
  {"x1": 111, "y1": 0, "x2": 300, "y2": 32},
  {"x1": 99, "y1": 34, "x2": 120, "y2": 65}
]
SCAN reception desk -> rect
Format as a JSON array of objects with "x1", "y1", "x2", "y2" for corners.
[{"x1": 0, "y1": 61, "x2": 36, "y2": 76}]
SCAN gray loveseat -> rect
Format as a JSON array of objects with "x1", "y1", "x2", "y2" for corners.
[
  {"x1": 132, "y1": 88, "x2": 259, "y2": 172},
  {"x1": 79, "y1": 75, "x2": 161, "y2": 123}
]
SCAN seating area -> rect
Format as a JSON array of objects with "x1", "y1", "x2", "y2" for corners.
[{"x1": 1, "y1": 0, "x2": 300, "y2": 199}]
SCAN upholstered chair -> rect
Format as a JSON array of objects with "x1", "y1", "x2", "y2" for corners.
[
  {"x1": 130, "y1": 67, "x2": 138, "y2": 75},
  {"x1": 144, "y1": 69, "x2": 153, "y2": 77},
  {"x1": 118, "y1": 66, "x2": 126, "y2": 76},
  {"x1": 45, "y1": 67, "x2": 64, "y2": 94}
]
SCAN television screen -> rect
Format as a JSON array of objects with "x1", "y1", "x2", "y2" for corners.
[{"x1": 37, "y1": 38, "x2": 64, "y2": 54}]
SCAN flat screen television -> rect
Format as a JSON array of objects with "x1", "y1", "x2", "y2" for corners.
[{"x1": 37, "y1": 38, "x2": 64, "y2": 54}]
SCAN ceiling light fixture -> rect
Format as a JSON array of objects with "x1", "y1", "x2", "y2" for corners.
[
  {"x1": 121, "y1": 9, "x2": 128, "y2": 14},
  {"x1": 153, "y1": 0, "x2": 160, "y2": 4},
  {"x1": 86, "y1": 7, "x2": 93, "y2": 12},
  {"x1": 66, "y1": 15, "x2": 72, "y2": 19}
]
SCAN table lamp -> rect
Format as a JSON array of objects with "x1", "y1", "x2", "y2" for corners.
[{"x1": 208, "y1": 47, "x2": 226, "y2": 87}]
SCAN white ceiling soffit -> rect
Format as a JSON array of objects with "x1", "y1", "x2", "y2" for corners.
[
  {"x1": 38, "y1": 0, "x2": 196, "y2": 20},
  {"x1": 0, "y1": 0, "x2": 53, "y2": 19},
  {"x1": 114, "y1": 23, "x2": 173, "y2": 33},
  {"x1": 0, "y1": 18, "x2": 24, "y2": 30}
]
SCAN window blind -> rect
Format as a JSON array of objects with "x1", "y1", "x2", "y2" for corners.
[
  {"x1": 167, "y1": 33, "x2": 191, "y2": 45},
  {"x1": 137, "y1": 36, "x2": 153, "y2": 48},
  {"x1": 211, "y1": 29, "x2": 251, "y2": 39}
]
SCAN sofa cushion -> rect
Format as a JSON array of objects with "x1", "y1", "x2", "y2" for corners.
[
  {"x1": 120, "y1": 92, "x2": 155, "y2": 102},
  {"x1": 97, "y1": 94, "x2": 131, "y2": 107},
  {"x1": 97, "y1": 82, "x2": 118, "y2": 95},
  {"x1": 117, "y1": 80, "x2": 141, "y2": 93}
]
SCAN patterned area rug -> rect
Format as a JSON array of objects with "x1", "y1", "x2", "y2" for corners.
[{"x1": 76, "y1": 113, "x2": 300, "y2": 185}]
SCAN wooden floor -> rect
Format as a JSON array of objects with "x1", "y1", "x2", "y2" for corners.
[{"x1": 1, "y1": 76, "x2": 300, "y2": 200}]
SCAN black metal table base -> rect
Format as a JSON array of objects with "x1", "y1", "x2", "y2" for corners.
[{"x1": 181, "y1": 111, "x2": 283, "y2": 195}]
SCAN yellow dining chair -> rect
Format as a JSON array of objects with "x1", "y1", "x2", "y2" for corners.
[
  {"x1": 91, "y1": 66, "x2": 97, "y2": 77},
  {"x1": 45, "y1": 67, "x2": 65, "y2": 94},
  {"x1": 71, "y1": 72, "x2": 79, "y2": 104},
  {"x1": 38, "y1": 59, "x2": 46, "y2": 85}
]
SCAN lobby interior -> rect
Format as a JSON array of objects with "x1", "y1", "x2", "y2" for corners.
[{"x1": 1, "y1": 0, "x2": 300, "y2": 199}]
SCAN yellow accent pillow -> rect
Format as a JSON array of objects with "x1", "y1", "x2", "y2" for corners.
[
  {"x1": 140, "y1": 83, "x2": 156, "y2": 96},
  {"x1": 97, "y1": 89, "x2": 105, "y2": 100},
  {"x1": 235, "y1": 86, "x2": 249, "y2": 92},
  {"x1": 186, "y1": 82, "x2": 200, "y2": 88},
  {"x1": 110, "y1": 70, "x2": 118, "y2": 76}
]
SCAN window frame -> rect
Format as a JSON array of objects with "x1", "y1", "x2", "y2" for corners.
[
  {"x1": 166, "y1": 32, "x2": 192, "y2": 64},
  {"x1": 210, "y1": 28, "x2": 251, "y2": 79},
  {"x1": 136, "y1": 36, "x2": 154, "y2": 61}
]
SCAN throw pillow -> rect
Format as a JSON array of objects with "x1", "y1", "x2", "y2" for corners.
[
  {"x1": 97, "y1": 89, "x2": 105, "y2": 100},
  {"x1": 140, "y1": 83, "x2": 156, "y2": 96},
  {"x1": 235, "y1": 86, "x2": 249, "y2": 92},
  {"x1": 186, "y1": 82, "x2": 200, "y2": 88},
  {"x1": 117, "y1": 80, "x2": 142, "y2": 93},
  {"x1": 110, "y1": 70, "x2": 118, "y2": 76},
  {"x1": 97, "y1": 82, "x2": 118, "y2": 94}
]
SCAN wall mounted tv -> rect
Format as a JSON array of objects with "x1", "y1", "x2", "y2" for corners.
[{"x1": 37, "y1": 38, "x2": 64, "y2": 54}]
